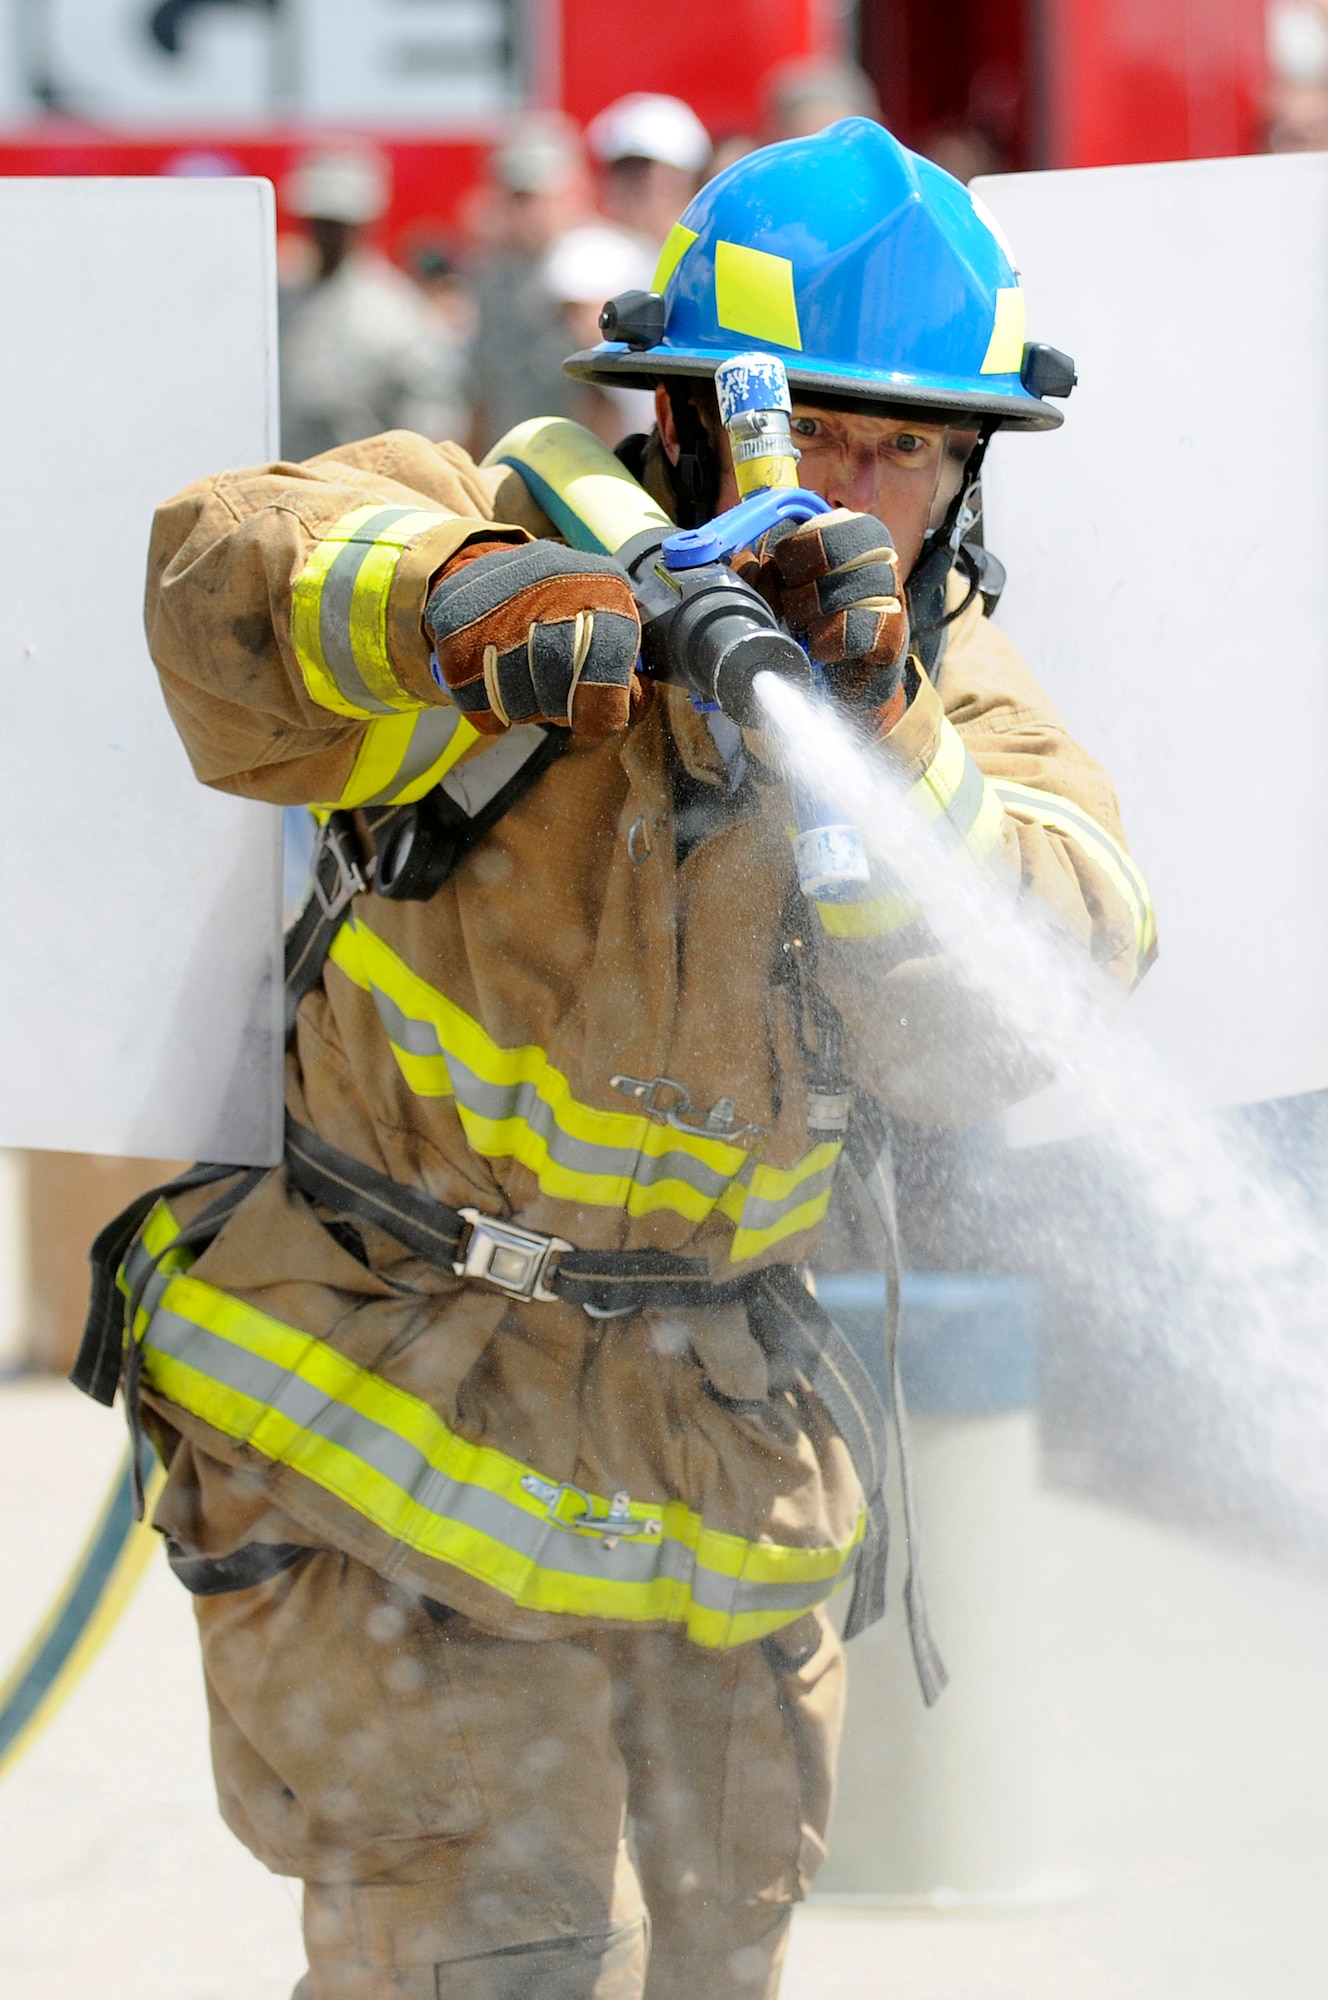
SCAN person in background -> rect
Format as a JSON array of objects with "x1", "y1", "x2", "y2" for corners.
[
  {"x1": 918, "y1": 123, "x2": 1002, "y2": 183},
  {"x1": 279, "y1": 146, "x2": 467, "y2": 460},
  {"x1": 467, "y1": 114, "x2": 595, "y2": 453},
  {"x1": 709, "y1": 62, "x2": 877, "y2": 206},
  {"x1": 540, "y1": 222, "x2": 657, "y2": 444},
  {"x1": 762, "y1": 57, "x2": 881, "y2": 139},
  {"x1": 585, "y1": 91, "x2": 712, "y2": 264},
  {"x1": 1266, "y1": 0, "x2": 1328, "y2": 147},
  {"x1": 411, "y1": 239, "x2": 480, "y2": 352}
]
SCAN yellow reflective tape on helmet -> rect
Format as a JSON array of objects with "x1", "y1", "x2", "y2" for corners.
[
  {"x1": 714, "y1": 242, "x2": 803, "y2": 352},
  {"x1": 291, "y1": 504, "x2": 453, "y2": 719},
  {"x1": 993, "y1": 780, "x2": 1157, "y2": 979},
  {"x1": 327, "y1": 915, "x2": 753, "y2": 1222},
  {"x1": 137, "y1": 1271, "x2": 864, "y2": 1648},
  {"x1": 981, "y1": 286, "x2": 1026, "y2": 374},
  {"x1": 319, "y1": 705, "x2": 481, "y2": 811},
  {"x1": 654, "y1": 220, "x2": 699, "y2": 293}
]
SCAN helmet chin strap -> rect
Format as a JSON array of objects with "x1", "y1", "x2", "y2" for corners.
[
  {"x1": 906, "y1": 425, "x2": 994, "y2": 680},
  {"x1": 663, "y1": 380, "x2": 721, "y2": 529}
]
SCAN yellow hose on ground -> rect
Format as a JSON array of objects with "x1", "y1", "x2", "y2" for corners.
[{"x1": 0, "y1": 1443, "x2": 165, "y2": 1780}]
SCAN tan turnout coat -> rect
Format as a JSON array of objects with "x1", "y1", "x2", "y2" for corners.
[{"x1": 139, "y1": 429, "x2": 1147, "y2": 1642}]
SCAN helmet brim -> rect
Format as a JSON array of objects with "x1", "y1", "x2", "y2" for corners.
[{"x1": 563, "y1": 341, "x2": 1064, "y2": 433}]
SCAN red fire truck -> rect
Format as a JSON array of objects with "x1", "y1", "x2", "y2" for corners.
[{"x1": 0, "y1": 0, "x2": 1274, "y2": 252}]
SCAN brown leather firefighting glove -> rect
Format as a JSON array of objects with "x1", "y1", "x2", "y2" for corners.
[
  {"x1": 425, "y1": 538, "x2": 643, "y2": 737},
  {"x1": 736, "y1": 508, "x2": 910, "y2": 722}
]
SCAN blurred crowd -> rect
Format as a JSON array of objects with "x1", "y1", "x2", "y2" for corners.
[
  {"x1": 274, "y1": 57, "x2": 910, "y2": 464},
  {"x1": 1266, "y1": 0, "x2": 1328, "y2": 150},
  {"x1": 279, "y1": 0, "x2": 1328, "y2": 471}
]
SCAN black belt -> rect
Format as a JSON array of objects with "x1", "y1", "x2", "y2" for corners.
[
  {"x1": 285, "y1": 1115, "x2": 758, "y2": 1317},
  {"x1": 285, "y1": 1114, "x2": 891, "y2": 1640},
  {"x1": 71, "y1": 1116, "x2": 892, "y2": 1641}
]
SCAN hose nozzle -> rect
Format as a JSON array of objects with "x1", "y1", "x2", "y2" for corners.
[{"x1": 638, "y1": 563, "x2": 813, "y2": 726}]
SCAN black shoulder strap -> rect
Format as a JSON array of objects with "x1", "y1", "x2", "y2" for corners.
[
  {"x1": 71, "y1": 1161, "x2": 247, "y2": 1406},
  {"x1": 283, "y1": 725, "x2": 569, "y2": 1037},
  {"x1": 73, "y1": 723, "x2": 571, "y2": 1408},
  {"x1": 844, "y1": 1101, "x2": 949, "y2": 1705}
]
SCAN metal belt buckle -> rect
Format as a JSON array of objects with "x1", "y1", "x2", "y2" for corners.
[
  {"x1": 454, "y1": 1210, "x2": 571, "y2": 1303},
  {"x1": 520, "y1": 1474, "x2": 663, "y2": 1549},
  {"x1": 311, "y1": 816, "x2": 368, "y2": 920}
]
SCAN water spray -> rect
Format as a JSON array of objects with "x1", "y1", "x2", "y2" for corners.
[{"x1": 755, "y1": 669, "x2": 1328, "y2": 1543}]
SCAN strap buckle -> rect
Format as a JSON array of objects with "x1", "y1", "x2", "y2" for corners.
[
  {"x1": 454, "y1": 1210, "x2": 571, "y2": 1303},
  {"x1": 519, "y1": 1475, "x2": 663, "y2": 1548},
  {"x1": 806, "y1": 1090, "x2": 853, "y2": 1136},
  {"x1": 311, "y1": 816, "x2": 368, "y2": 921}
]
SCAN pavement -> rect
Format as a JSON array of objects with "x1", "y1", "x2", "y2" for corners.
[{"x1": 2, "y1": 1377, "x2": 1327, "y2": 2000}]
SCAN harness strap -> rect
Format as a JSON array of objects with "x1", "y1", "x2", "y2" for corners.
[
  {"x1": 847, "y1": 1105, "x2": 949, "y2": 1705},
  {"x1": 119, "y1": 1169, "x2": 268, "y2": 1516},
  {"x1": 283, "y1": 811, "x2": 365, "y2": 1034},
  {"x1": 747, "y1": 1264, "x2": 890, "y2": 1640},
  {"x1": 166, "y1": 1540, "x2": 314, "y2": 1597},
  {"x1": 285, "y1": 1115, "x2": 758, "y2": 1315},
  {"x1": 284, "y1": 727, "x2": 570, "y2": 1039},
  {"x1": 72, "y1": 1161, "x2": 247, "y2": 1407},
  {"x1": 289, "y1": 1119, "x2": 890, "y2": 1620}
]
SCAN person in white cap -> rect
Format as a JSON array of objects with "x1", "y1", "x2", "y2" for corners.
[
  {"x1": 280, "y1": 145, "x2": 468, "y2": 461},
  {"x1": 586, "y1": 92, "x2": 712, "y2": 261},
  {"x1": 540, "y1": 222, "x2": 658, "y2": 443}
]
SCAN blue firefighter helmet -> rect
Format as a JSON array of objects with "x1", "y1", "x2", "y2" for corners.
[{"x1": 564, "y1": 118, "x2": 1071, "y2": 432}]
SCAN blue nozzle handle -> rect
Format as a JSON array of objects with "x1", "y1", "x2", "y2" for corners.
[{"x1": 661, "y1": 485, "x2": 832, "y2": 570}]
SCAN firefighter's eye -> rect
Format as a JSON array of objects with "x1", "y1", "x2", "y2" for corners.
[
  {"x1": 892, "y1": 432, "x2": 926, "y2": 454},
  {"x1": 791, "y1": 417, "x2": 822, "y2": 438}
]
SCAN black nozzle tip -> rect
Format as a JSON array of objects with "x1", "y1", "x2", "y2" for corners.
[{"x1": 714, "y1": 632, "x2": 815, "y2": 728}]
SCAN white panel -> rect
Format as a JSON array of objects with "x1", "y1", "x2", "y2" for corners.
[
  {"x1": 976, "y1": 154, "x2": 1328, "y2": 1129},
  {"x1": 0, "y1": 179, "x2": 282, "y2": 1165}
]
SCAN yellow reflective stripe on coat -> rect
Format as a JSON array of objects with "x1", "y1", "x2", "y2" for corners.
[
  {"x1": 327, "y1": 915, "x2": 754, "y2": 1222},
  {"x1": 721, "y1": 1142, "x2": 843, "y2": 1262},
  {"x1": 906, "y1": 713, "x2": 1006, "y2": 860},
  {"x1": 993, "y1": 780, "x2": 1157, "y2": 979},
  {"x1": 135, "y1": 1269, "x2": 864, "y2": 1648},
  {"x1": 815, "y1": 888, "x2": 922, "y2": 941},
  {"x1": 318, "y1": 705, "x2": 481, "y2": 810},
  {"x1": 291, "y1": 503, "x2": 453, "y2": 719},
  {"x1": 118, "y1": 1197, "x2": 198, "y2": 1338},
  {"x1": 815, "y1": 715, "x2": 1002, "y2": 939}
]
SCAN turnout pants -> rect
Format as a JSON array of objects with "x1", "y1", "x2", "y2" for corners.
[{"x1": 196, "y1": 1550, "x2": 844, "y2": 2000}]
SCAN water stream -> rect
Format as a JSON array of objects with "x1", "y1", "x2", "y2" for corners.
[{"x1": 756, "y1": 673, "x2": 1328, "y2": 1551}]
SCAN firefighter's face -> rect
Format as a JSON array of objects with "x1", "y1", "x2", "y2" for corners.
[
  {"x1": 656, "y1": 385, "x2": 951, "y2": 578},
  {"x1": 778, "y1": 406, "x2": 951, "y2": 576}
]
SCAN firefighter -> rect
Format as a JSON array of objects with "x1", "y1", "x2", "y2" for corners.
[{"x1": 98, "y1": 120, "x2": 1151, "y2": 1999}]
